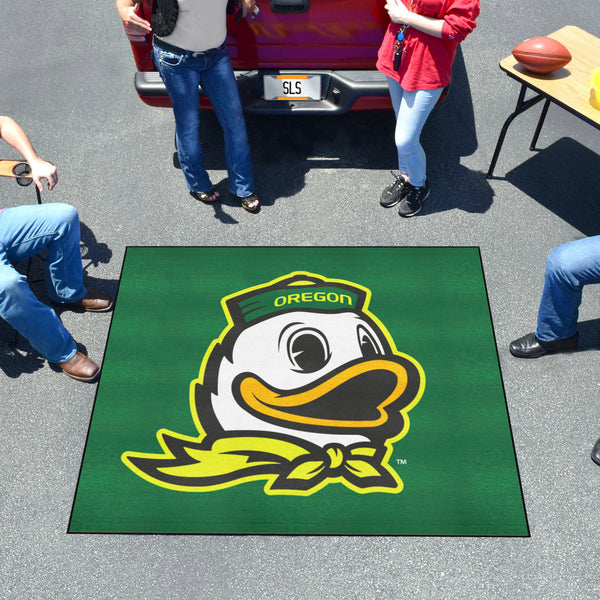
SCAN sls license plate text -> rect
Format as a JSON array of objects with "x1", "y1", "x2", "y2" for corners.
[{"x1": 263, "y1": 75, "x2": 321, "y2": 101}]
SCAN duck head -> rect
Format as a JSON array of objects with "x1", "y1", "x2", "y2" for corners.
[{"x1": 194, "y1": 273, "x2": 424, "y2": 448}]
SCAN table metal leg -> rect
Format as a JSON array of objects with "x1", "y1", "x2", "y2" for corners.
[
  {"x1": 487, "y1": 84, "x2": 546, "y2": 178},
  {"x1": 530, "y1": 98, "x2": 551, "y2": 151}
]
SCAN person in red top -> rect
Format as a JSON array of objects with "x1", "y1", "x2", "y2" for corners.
[{"x1": 377, "y1": 0, "x2": 479, "y2": 217}]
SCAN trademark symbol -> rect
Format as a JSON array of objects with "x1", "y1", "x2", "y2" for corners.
[{"x1": 396, "y1": 459, "x2": 407, "y2": 465}]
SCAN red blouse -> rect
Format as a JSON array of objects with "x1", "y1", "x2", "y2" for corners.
[{"x1": 376, "y1": 0, "x2": 480, "y2": 91}]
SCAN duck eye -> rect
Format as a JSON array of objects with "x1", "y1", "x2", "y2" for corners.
[
  {"x1": 357, "y1": 325, "x2": 383, "y2": 358},
  {"x1": 287, "y1": 328, "x2": 331, "y2": 373}
]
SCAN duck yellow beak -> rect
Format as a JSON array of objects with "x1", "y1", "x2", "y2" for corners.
[{"x1": 234, "y1": 359, "x2": 409, "y2": 430}]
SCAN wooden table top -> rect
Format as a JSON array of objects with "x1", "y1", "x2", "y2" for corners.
[{"x1": 500, "y1": 25, "x2": 600, "y2": 127}]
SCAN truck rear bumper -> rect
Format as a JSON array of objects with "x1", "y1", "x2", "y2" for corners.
[{"x1": 134, "y1": 69, "x2": 391, "y2": 114}]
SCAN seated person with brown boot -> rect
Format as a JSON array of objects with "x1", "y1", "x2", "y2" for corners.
[{"x1": 0, "y1": 116, "x2": 112, "y2": 382}]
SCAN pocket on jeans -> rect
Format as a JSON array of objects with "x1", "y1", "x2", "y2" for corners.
[{"x1": 158, "y1": 50, "x2": 184, "y2": 67}]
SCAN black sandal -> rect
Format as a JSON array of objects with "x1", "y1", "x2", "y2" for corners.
[
  {"x1": 238, "y1": 193, "x2": 260, "y2": 212},
  {"x1": 191, "y1": 188, "x2": 220, "y2": 203}
]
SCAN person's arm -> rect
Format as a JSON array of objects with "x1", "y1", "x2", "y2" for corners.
[
  {"x1": 384, "y1": 0, "x2": 444, "y2": 38},
  {"x1": 384, "y1": 0, "x2": 479, "y2": 42},
  {"x1": 116, "y1": 0, "x2": 152, "y2": 34},
  {"x1": 240, "y1": 0, "x2": 257, "y2": 18},
  {"x1": 0, "y1": 116, "x2": 57, "y2": 191}
]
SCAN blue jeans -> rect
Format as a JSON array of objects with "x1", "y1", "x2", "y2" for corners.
[
  {"x1": 536, "y1": 236, "x2": 600, "y2": 341},
  {"x1": 387, "y1": 78, "x2": 443, "y2": 187},
  {"x1": 0, "y1": 203, "x2": 86, "y2": 362},
  {"x1": 153, "y1": 41, "x2": 254, "y2": 197}
]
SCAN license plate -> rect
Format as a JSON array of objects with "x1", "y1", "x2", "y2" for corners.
[{"x1": 263, "y1": 75, "x2": 321, "y2": 101}]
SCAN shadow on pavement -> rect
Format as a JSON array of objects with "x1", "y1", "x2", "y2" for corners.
[
  {"x1": 80, "y1": 221, "x2": 113, "y2": 271},
  {"x1": 0, "y1": 337, "x2": 45, "y2": 378},
  {"x1": 505, "y1": 137, "x2": 600, "y2": 236},
  {"x1": 577, "y1": 318, "x2": 600, "y2": 351},
  {"x1": 200, "y1": 108, "x2": 399, "y2": 213},
  {"x1": 421, "y1": 46, "x2": 494, "y2": 216}
]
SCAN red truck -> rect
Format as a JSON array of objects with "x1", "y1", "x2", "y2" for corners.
[{"x1": 123, "y1": 0, "x2": 392, "y2": 114}]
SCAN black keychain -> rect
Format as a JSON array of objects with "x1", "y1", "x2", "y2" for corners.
[
  {"x1": 391, "y1": 0, "x2": 415, "y2": 71},
  {"x1": 393, "y1": 26, "x2": 407, "y2": 71}
]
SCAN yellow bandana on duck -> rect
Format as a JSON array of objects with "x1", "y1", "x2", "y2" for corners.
[{"x1": 123, "y1": 430, "x2": 403, "y2": 496}]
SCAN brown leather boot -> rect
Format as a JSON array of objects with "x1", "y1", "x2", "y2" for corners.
[
  {"x1": 59, "y1": 352, "x2": 100, "y2": 382},
  {"x1": 69, "y1": 289, "x2": 113, "y2": 312}
]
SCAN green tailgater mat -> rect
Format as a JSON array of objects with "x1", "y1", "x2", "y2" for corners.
[{"x1": 69, "y1": 247, "x2": 528, "y2": 536}]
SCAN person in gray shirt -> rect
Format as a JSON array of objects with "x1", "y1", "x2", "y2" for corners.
[{"x1": 117, "y1": 0, "x2": 260, "y2": 211}]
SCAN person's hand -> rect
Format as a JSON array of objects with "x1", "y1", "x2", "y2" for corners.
[
  {"x1": 240, "y1": 0, "x2": 257, "y2": 18},
  {"x1": 117, "y1": 3, "x2": 152, "y2": 34},
  {"x1": 29, "y1": 158, "x2": 57, "y2": 191},
  {"x1": 384, "y1": 0, "x2": 412, "y2": 25}
]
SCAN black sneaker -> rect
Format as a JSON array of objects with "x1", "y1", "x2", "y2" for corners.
[
  {"x1": 398, "y1": 180, "x2": 429, "y2": 217},
  {"x1": 380, "y1": 172, "x2": 410, "y2": 207}
]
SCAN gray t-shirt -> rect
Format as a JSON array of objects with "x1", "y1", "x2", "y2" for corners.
[{"x1": 160, "y1": 0, "x2": 229, "y2": 53}]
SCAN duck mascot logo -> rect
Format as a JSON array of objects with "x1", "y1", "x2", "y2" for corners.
[{"x1": 122, "y1": 272, "x2": 425, "y2": 496}]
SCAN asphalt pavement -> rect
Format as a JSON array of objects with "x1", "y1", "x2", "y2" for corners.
[{"x1": 1, "y1": 1, "x2": 600, "y2": 598}]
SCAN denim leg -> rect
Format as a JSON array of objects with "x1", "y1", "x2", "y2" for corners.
[
  {"x1": 0, "y1": 204, "x2": 86, "y2": 303},
  {"x1": 387, "y1": 78, "x2": 442, "y2": 187},
  {"x1": 153, "y1": 45, "x2": 214, "y2": 194},
  {"x1": 0, "y1": 244, "x2": 77, "y2": 363},
  {"x1": 536, "y1": 236, "x2": 600, "y2": 341},
  {"x1": 200, "y1": 48, "x2": 254, "y2": 197}
]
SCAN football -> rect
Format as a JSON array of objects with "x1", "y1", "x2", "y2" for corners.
[{"x1": 512, "y1": 36, "x2": 572, "y2": 74}]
